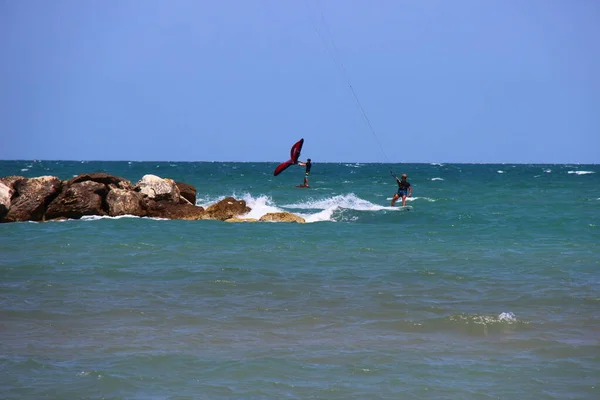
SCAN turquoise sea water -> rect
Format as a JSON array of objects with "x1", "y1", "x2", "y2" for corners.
[{"x1": 1, "y1": 160, "x2": 599, "y2": 399}]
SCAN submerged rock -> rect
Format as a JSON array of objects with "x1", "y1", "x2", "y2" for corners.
[
  {"x1": 259, "y1": 212, "x2": 306, "y2": 223},
  {"x1": 224, "y1": 217, "x2": 259, "y2": 223}
]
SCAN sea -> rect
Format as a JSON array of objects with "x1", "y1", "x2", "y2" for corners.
[{"x1": 1, "y1": 160, "x2": 598, "y2": 399}]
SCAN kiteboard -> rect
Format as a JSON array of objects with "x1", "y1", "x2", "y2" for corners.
[{"x1": 296, "y1": 185, "x2": 311, "y2": 188}]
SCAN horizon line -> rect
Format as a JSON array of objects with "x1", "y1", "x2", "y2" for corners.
[{"x1": 1, "y1": 159, "x2": 598, "y2": 165}]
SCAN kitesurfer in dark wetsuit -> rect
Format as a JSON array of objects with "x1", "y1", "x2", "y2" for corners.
[
  {"x1": 391, "y1": 173, "x2": 412, "y2": 206},
  {"x1": 298, "y1": 158, "x2": 312, "y2": 187}
]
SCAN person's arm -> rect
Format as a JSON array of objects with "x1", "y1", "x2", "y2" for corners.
[
  {"x1": 298, "y1": 161, "x2": 306, "y2": 166},
  {"x1": 408, "y1": 184, "x2": 412, "y2": 197}
]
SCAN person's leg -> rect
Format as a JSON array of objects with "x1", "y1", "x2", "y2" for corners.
[
  {"x1": 401, "y1": 194, "x2": 407, "y2": 206},
  {"x1": 391, "y1": 193, "x2": 399, "y2": 206}
]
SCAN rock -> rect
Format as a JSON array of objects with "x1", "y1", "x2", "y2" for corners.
[
  {"x1": 135, "y1": 174, "x2": 180, "y2": 202},
  {"x1": 0, "y1": 172, "x2": 253, "y2": 224},
  {"x1": 0, "y1": 176, "x2": 26, "y2": 191},
  {"x1": 224, "y1": 217, "x2": 258, "y2": 223},
  {"x1": 203, "y1": 197, "x2": 251, "y2": 221},
  {"x1": 259, "y1": 212, "x2": 305, "y2": 223},
  {"x1": 0, "y1": 182, "x2": 12, "y2": 221},
  {"x1": 45, "y1": 181, "x2": 107, "y2": 220},
  {"x1": 145, "y1": 200, "x2": 205, "y2": 220},
  {"x1": 176, "y1": 182, "x2": 197, "y2": 205},
  {"x1": 5, "y1": 176, "x2": 62, "y2": 222},
  {"x1": 69, "y1": 172, "x2": 133, "y2": 190},
  {"x1": 106, "y1": 186, "x2": 147, "y2": 217}
]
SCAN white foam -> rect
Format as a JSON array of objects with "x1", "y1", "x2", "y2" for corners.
[
  {"x1": 451, "y1": 311, "x2": 519, "y2": 325},
  {"x1": 197, "y1": 194, "x2": 227, "y2": 208},
  {"x1": 497, "y1": 170, "x2": 505, "y2": 174},
  {"x1": 498, "y1": 312, "x2": 517, "y2": 322},
  {"x1": 544, "y1": 169, "x2": 551, "y2": 173},
  {"x1": 239, "y1": 194, "x2": 284, "y2": 220},
  {"x1": 431, "y1": 177, "x2": 444, "y2": 181},
  {"x1": 300, "y1": 208, "x2": 337, "y2": 223},
  {"x1": 20, "y1": 168, "x2": 29, "y2": 172},
  {"x1": 284, "y1": 193, "x2": 388, "y2": 211},
  {"x1": 197, "y1": 193, "x2": 330, "y2": 222},
  {"x1": 568, "y1": 171, "x2": 595, "y2": 175},
  {"x1": 80, "y1": 214, "x2": 148, "y2": 221},
  {"x1": 200, "y1": 192, "x2": 420, "y2": 223},
  {"x1": 286, "y1": 193, "x2": 407, "y2": 222}
]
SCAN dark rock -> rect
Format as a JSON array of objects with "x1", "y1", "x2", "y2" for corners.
[
  {"x1": 45, "y1": 181, "x2": 106, "y2": 220},
  {"x1": 68, "y1": 172, "x2": 133, "y2": 189},
  {"x1": 176, "y1": 182, "x2": 197, "y2": 205},
  {"x1": 145, "y1": 200, "x2": 205, "y2": 220},
  {"x1": 5, "y1": 176, "x2": 62, "y2": 222},
  {"x1": 203, "y1": 197, "x2": 250, "y2": 221}
]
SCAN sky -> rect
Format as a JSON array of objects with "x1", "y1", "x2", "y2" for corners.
[{"x1": 1, "y1": 0, "x2": 599, "y2": 163}]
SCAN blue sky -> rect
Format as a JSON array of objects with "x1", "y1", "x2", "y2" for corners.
[{"x1": 1, "y1": 0, "x2": 598, "y2": 163}]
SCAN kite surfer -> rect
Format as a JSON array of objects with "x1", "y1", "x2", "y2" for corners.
[
  {"x1": 391, "y1": 173, "x2": 412, "y2": 207},
  {"x1": 298, "y1": 158, "x2": 312, "y2": 187}
]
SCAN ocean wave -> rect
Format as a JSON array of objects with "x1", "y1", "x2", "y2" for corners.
[
  {"x1": 284, "y1": 193, "x2": 388, "y2": 211},
  {"x1": 362, "y1": 311, "x2": 528, "y2": 336},
  {"x1": 281, "y1": 194, "x2": 389, "y2": 223},
  {"x1": 197, "y1": 193, "x2": 400, "y2": 223},
  {"x1": 441, "y1": 312, "x2": 527, "y2": 335},
  {"x1": 240, "y1": 194, "x2": 286, "y2": 220},
  {"x1": 568, "y1": 171, "x2": 595, "y2": 175}
]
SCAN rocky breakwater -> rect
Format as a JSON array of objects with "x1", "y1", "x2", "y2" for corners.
[{"x1": 0, "y1": 173, "x2": 305, "y2": 223}]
